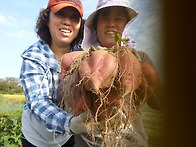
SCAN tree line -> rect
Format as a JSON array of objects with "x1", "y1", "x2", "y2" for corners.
[{"x1": 0, "y1": 77, "x2": 24, "y2": 94}]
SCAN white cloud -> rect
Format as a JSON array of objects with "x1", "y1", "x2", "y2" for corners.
[
  {"x1": 0, "y1": 12, "x2": 35, "y2": 39},
  {"x1": 5, "y1": 30, "x2": 35, "y2": 39},
  {"x1": 0, "y1": 13, "x2": 17, "y2": 26},
  {"x1": 0, "y1": 13, "x2": 34, "y2": 27}
]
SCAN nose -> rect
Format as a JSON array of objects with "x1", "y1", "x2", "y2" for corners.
[
  {"x1": 106, "y1": 20, "x2": 115, "y2": 28},
  {"x1": 62, "y1": 17, "x2": 71, "y2": 26}
]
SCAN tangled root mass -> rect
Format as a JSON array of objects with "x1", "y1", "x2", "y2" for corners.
[{"x1": 60, "y1": 45, "x2": 150, "y2": 147}]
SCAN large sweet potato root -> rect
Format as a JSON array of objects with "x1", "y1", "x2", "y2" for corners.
[
  {"x1": 60, "y1": 45, "x2": 152, "y2": 146},
  {"x1": 79, "y1": 49, "x2": 118, "y2": 93},
  {"x1": 116, "y1": 47, "x2": 142, "y2": 97}
]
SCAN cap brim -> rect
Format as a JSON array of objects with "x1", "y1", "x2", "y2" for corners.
[{"x1": 50, "y1": 3, "x2": 82, "y2": 17}]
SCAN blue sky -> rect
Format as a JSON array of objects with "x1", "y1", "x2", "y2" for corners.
[{"x1": 0, "y1": 0, "x2": 162, "y2": 79}]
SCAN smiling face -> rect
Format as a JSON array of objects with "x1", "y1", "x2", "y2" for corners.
[
  {"x1": 96, "y1": 7, "x2": 128, "y2": 48},
  {"x1": 48, "y1": 7, "x2": 81, "y2": 49}
]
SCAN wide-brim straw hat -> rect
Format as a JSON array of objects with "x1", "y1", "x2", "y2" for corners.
[{"x1": 82, "y1": 0, "x2": 138, "y2": 50}]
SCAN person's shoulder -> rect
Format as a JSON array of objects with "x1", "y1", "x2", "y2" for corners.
[
  {"x1": 21, "y1": 39, "x2": 52, "y2": 63},
  {"x1": 22, "y1": 39, "x2": 49, "y2": 55},
  {"x1": 136, "y1": 50, "x2": 148, "y2": 57},
  {"x1": 136, "y1": 50, "x2": 152, "y2": 63},
  {"x1": 21, "y1": 39, "x2": 59, "y2": 69}
]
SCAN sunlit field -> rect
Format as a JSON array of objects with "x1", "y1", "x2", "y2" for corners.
[
  {"x1": 3, "y1": 94, "x2": 25, "y2": 99},
  {"x1": 0, "y1": 94, "x2": 25, "y2": 112}
]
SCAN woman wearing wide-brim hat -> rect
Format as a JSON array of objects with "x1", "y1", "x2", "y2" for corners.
[{"x1": 75, "y1": 0, "x2": 161, "y2": 146}]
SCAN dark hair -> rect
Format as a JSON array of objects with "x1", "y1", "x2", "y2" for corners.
[
  {"x1": 35, "y1": 8, "x2": 84, "y2": 48},
  {"x1": 93, "y1": 6, "x2": 130, "y2": 31}
]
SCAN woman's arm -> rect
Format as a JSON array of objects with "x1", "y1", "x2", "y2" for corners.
[
  {"x1": 136, "y1": 51, "x2": 162, "y2": 110},
  {"x1": 20, "y1": 58, "x2": 74, "y2": 134}
]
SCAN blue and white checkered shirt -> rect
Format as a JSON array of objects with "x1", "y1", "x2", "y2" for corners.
[{"x1": 20, "y1": 39, "x2": 78, "y2": 135}]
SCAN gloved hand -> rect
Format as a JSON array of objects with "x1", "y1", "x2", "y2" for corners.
[{"x1": 70, "y1": 112, "x2": 88, "y2": 134}]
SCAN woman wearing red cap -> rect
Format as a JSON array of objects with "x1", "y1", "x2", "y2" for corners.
[{"x1": 19, "y1": 0, "x2": 88, "y2": 146}]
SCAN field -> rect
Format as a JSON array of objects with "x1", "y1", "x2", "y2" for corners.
[
  {"x1": 0, "y1": 94, "x2": 165, "y2": 146},
  {"x1": 141, "y1": 104, "x2": 165, "y2": 147},
  {"x1": 0, "y1": 94, "x2": 25, "y2": 112},
  {"x1": 0, "y1": 94, "x2": 25, "y2": 146}
]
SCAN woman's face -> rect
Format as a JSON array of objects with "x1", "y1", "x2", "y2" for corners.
[
  {"x1": 96, "y1": 7, "x2": 128, "y2": 48},
  {"x1": 48, "y1": 7, "x2": 81, "y2": 48}
]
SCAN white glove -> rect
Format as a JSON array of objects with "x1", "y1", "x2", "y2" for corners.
[{"x1": 70, "y1": 112, "x2": 88, "y2": 134}]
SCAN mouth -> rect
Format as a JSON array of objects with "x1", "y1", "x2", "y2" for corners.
[
  {"x1": 60, "y1": 28, "x2": 71, "y2": 34},
  {"x1": 105, "y1": 31, "x2": 116, "y2": 35}
]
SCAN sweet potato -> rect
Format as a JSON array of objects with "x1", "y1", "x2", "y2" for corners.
[
  {"x1": 62, "y1": 71, "x2": 93, "y2": 115},
  {"x1": 60, "y1": 46, "x2": 149, "y2": 146},
  {"x1": 61, "y1": 51, "x2": 87, "y2": 81},
  {"x1": 60, "y1": 46, "x2": 143, "y2": 117},
  {"x1": 116, "y1": 47, "x2": 142, "y2": 97},
  {"x1": 78, "y1": 49, "x2": 118, "y2": 93}
]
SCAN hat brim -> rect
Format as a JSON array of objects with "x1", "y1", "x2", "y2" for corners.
[
  {"x1": 50, "y1": 3, "x2": 83, "y2": 17},
  {"x1": 85, "y1": 6, "x2": 138, "y2": 27}
]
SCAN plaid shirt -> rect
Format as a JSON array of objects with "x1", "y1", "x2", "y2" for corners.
[{"x1": 20, "y1": 39, "x2": 78, "y2": 135}]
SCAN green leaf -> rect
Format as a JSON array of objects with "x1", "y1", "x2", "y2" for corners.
[
  {"x1": 0, "y1": 109, "x2": 22, "y2": 146},
  {"x1": 122, "y1": 38, "x2": 130, "y2": 45},
  {"x1": 115, "y1": 33, "x2": 122, "y2": 42},
  {"x1": 115, "y1": 33, "x2": 129, "y2": 45}
]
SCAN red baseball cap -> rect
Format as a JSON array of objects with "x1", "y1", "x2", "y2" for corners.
[{"x1": 47, "y1": 0, "x2": 83, "y2": 17}]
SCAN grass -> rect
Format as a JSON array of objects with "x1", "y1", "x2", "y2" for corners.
[{"x1": 141, "y1": 104, "x2": 165, "y2": 147}]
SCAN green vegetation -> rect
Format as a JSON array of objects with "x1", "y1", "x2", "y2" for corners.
[
  {"x1": 115, "y1": 33, "x2": 130, "y2": 45},
  {"x1": 0, "y1": 77, "x2": 24, "y2": 94},
  {"x1": 0, "y1": 109, "x2": 22, "y2": 146},
  {"x1": 0, "y1": 95, "x2": 24, "y2": 146},
  {"x1": 142, "y1": 104, "x2": 165, "y2": 147}
]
